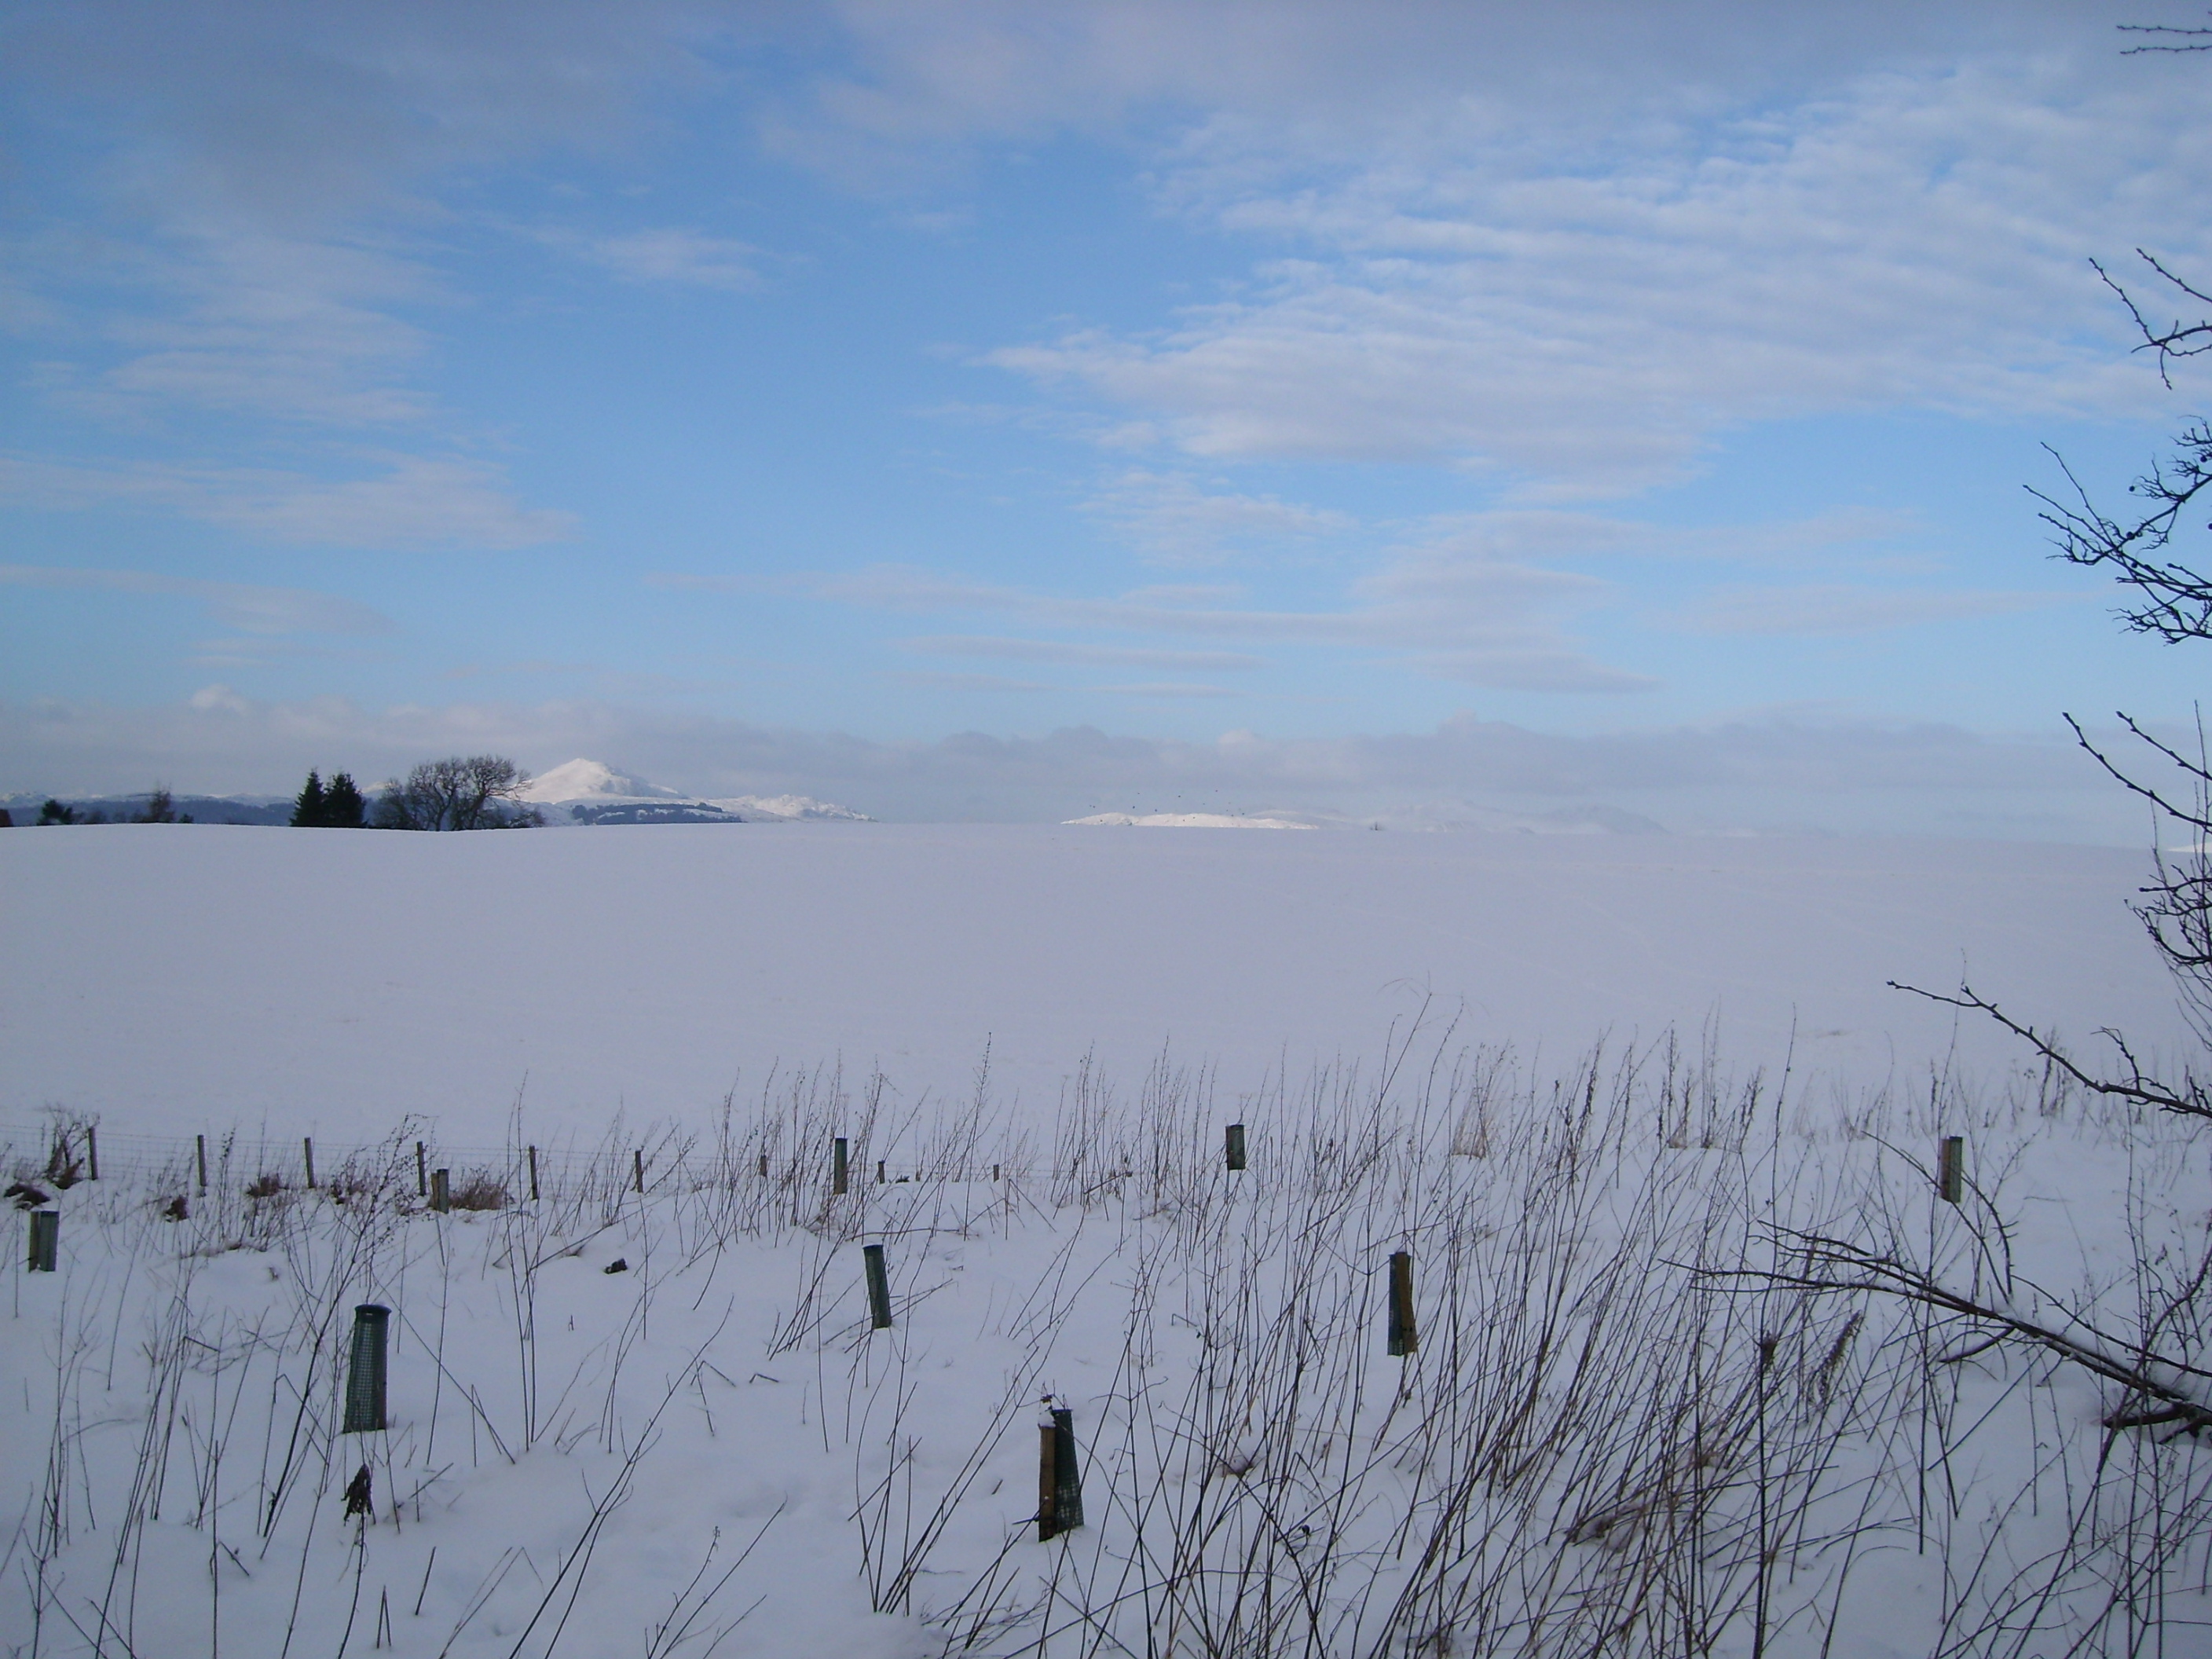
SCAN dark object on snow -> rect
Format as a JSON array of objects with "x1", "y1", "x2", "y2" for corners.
[
  {"x1": 863, "y1": 1243, "x2": 892, "y2": 1330},
  {"x1": 1225, "y1": 1122, "x2": 1247, "y2": 1171},
  {"x1": 28, "y1": 1210, "x2": 60, "y2": 1273},
  {"x1": 1387, "y1": 1251, "x2": 1418, "y2": 1357},
  {"x1": 6, "y1": 1181, "x2": 49, "y2": 1210},
  {"x1": 343, "y1": 1463, "x2": 372, "y2": 1518},
  {"x1": 603, "y1": 1258, "x2": 628, "y2": 1274},
  {"x1": 1938, "y1": 1135, "x2": 1965, "y2": 1205},
  {"x1": 1038, "y1": 1405, "x2": 1084, "y2": 1541},
  {"x1": 160, "y1": 1194, "x2": 189, "y2": 1221},
  {"x1": 343, "y1": 1305, "x2": 390, "y2": 1434}
]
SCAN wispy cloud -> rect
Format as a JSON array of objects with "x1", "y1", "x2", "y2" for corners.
[
  {"x1": 902, "y1": 635, "x2": 1265, "y2": 671},
  {"x1": 894, "y1": 668, "x2": 1054, "y2": 693},
  {"x1": 980, "y1": 54, "x2": 2188, "y2": 494},
  {"x1": 518, "y1": 223, "x2": 767, "y2": 290},
  {"x1": 1096, "y1": 682, "x2": 1241, "y2": 698},
  {"x1": 0, "y1": 563, "x2": 393, "y2": 634},
  {"x1": 665, "y1": 555, "x2": 1649, "y2": 693},
  {"x1": 582, "y1": 228, "x2": 762, "y2": 289},
  {"x1": 31, "y1": 230, "x2": 444, "y2": 428},
  {"x1": 1683, "y1": 584, "x2": 2076, "y2": 635},
  {"x1": 1083, "y1": 469, "x2": 1354, "y2": 563},
  {"x1": 0, "y1": 454, "x2": 573, "y2": 549}
]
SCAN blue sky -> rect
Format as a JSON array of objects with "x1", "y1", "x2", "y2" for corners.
[{"x1": 4, "y1": 2, "x2": 2210, "y2": 835}]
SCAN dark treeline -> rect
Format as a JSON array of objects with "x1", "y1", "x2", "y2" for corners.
[
  {"x1": 295, "y1": 755, "x2": 540, "y2": 831},
  {"x1": 290, "y1": 771, "x2": 367, "y2": 828},
  {"x1": 12, "y1": 756, "x2": 539, "y2": 832}
]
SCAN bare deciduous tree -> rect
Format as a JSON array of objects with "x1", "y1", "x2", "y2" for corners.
[
  {"x1": 1971, "y1": 240, "x2": 2212, "y2": 1101},
  {"x1": 373, "y1": 755, "x2": 540, "y2": 831}
]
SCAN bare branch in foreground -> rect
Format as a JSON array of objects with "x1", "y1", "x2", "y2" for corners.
[
  {"x1": 1887, "y1": 978, "x2": 2212, "y2": 1121},
  {"x1": 1715, "y1": 1229, "x2": 2212, "y2": 1436}
]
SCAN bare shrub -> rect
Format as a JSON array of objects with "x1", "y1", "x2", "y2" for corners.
[{"x1": 449, "y1": 1169, "x2": 510, "y2": 1210}]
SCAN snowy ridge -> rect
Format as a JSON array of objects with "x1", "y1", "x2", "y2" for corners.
[
  {"x1": 521, "y1": 758, "x2": 870, "y2": 823},
  {"x1": 518, "y1": 757, "x2": 683, "y2": 805},
  {"x1": 705, "y1": 793, "x2": 873, "y2": 822}
]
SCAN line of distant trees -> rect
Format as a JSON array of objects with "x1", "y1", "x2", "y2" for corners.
[
  {"x1": 290, "y1": 770, "x2": 367, "y2": 826},
  {"x1": 295, "y1": 755, "x2": 541, "y2": 830},
  {"x1": 24, "y1": 786, "x2": 188, "y2": 826},
  {"x1": 12, "y1": 756, "x2": 540, "y2": 831}
]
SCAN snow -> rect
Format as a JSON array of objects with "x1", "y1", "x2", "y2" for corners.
[
  {"x1": 0, "y1": 823, "x2": 2188, "y2": 1143},
  {"x1": 703, "y1": 794, "x2": 872, "y2": 822},
  {"x1": 5, "y1": 823, "x2": 2210, "y2": 1656},
  {"x1": 1063, "y1": 811, "x2": 1316, "y2": 828},
  {"x1": 519, "y1": 758, "x2": 683, "y2": 806}
]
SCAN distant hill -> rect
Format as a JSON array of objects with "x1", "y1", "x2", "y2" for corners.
[{"x1": 522, "y1": 759, "x2": 873, "y2": 825}]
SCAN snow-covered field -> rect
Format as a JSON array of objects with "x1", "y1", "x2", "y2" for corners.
[
  {"x1": 0, "y1": 822, "x2": 2190, "y2": 1142},
  {"x1": 5, "y1": 825, "x2": 2211, "y2": 1657}
]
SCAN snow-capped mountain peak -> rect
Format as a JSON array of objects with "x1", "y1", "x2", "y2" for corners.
[
  {"x1": 521, "y1": 759, "x2": 683, "y2": 805},
  {"x1": 519, "y1": 760, "x2": 873, "y2": 824}
]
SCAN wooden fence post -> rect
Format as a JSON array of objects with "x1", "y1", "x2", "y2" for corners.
[
  {"x1": 415, "y1": 1141, "x2": 427, "y2": 1198},
  {"x1": 863, "y1": 1243, "x2": 892, "y2": 1329},
  {"x1": 1938, "y1": 1136, "x2": 1965, "y2": 1205},
  {"x1": 833, "y1": 1137, "x2": 849, "y2": 1196},
  {"x1": 27, "y1": 1210, "x2": 59, "y2": 1273},
  {"x1": 430, "y1": 1169, "x2": 449, "y2": 1213},
  {"x1": 304, "y1": 1137, "x2": 317, "y2": 1190},
  {"x1": 1387, "y1": 1250, "x2": 1417, "y2": 1356},
  {"x1": 632, "y1": 1148, "x2": 645, "y2": 1193},
  {"x1": 527, "y1": 1145, "x2": 540, "y2": 1203},
  {"x1": 1225, "y1": 1122, "x2": 1247, "y2": 1171},
  {"x1": 1038, "y1": 1407, "x2": 1084, "y2": 1540},
  {"x1": 86, "y1": 1126, "x2": 98, "y2": 1181},
  {"x1": 342, "y1": 1305, "x2": 390, "y2": 1433},
  {"x1": 876, "y1": 1159, "x2": 886, "y2": 1185},
  {"x1": 758, "y1": 1152, "x2": 770, "y2": 1178},
  {"x1": 196, "y1": 1133, "x2": 209, "y2": 1194}
]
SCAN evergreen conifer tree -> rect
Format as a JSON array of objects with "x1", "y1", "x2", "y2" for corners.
[
  {"x1": 291, "y1": 770, "x2": 326, "y2": 826},
  {"x1": 323, "y1": 772, "x2": 367, "y2": 828}
]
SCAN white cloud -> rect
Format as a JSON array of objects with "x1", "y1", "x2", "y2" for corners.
[
  {"x1": 0, "y1": 454, "x2": 573, "y2": 549},
  {"x1": 0, "y1": 562, "x2": 394, "y2": 634},
  {"x1": 187, "y1": 683, "x2": 252, "y2": 715}
]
